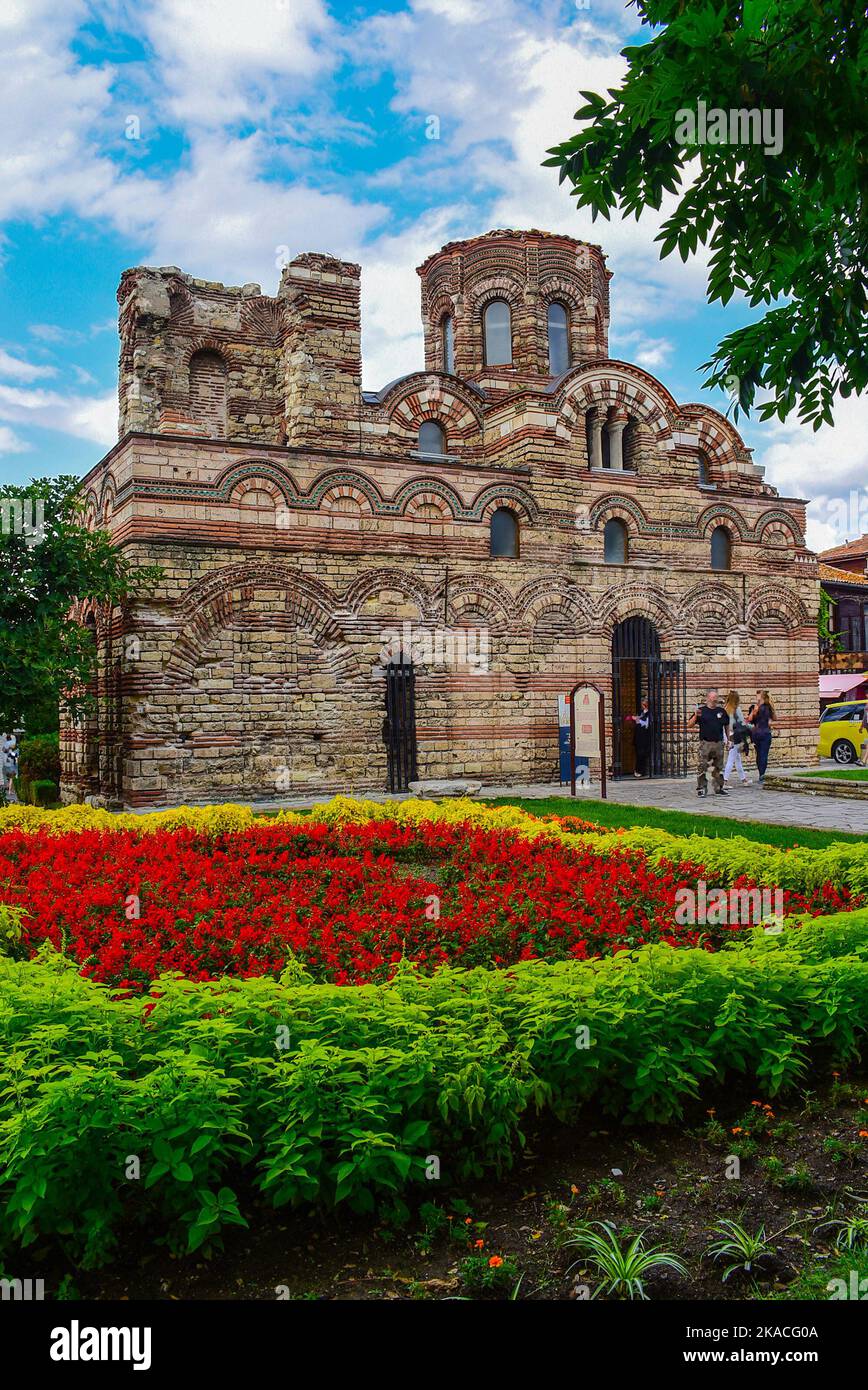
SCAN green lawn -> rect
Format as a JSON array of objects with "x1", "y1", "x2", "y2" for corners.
[
  {"x1": 802, "y1": 768, "x2": 868, "y2": 783},
  {"x1": 482, "y1": 795, "x2": 865, "y2": 849}
]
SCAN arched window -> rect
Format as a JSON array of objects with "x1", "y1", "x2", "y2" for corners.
[
  {"x1": 547, "y1": 302, "x2": 570, "y2": 375},
  {"x1": 697, "y1": 453, "x2": 710, "y2": 485},
  {"x1": 604, "y1": 518, "x2": 627, "y2": 564},
  {"x1": 418, "y1": 420, "x2": 446, "y2": 456},
  {"x1": 189, "y1": 349, "x2": 228, "y2": 438},
  {"x1": 441, "y1": 315, "x2": 455, "y2": 374},
  {"x1": 490, "y1": 507, "x2": 519, "y2": 558},
  {"x1": 483, "y1": 299, "x2": 512, "y2": 366},
  {"x1": 711, "y1": 525, "x2": 732, "y2": 571}
]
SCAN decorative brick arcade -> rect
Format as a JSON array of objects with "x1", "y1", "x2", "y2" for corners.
[{"x1": 63, "y1": 229, "x2": 820, "y2": 808}]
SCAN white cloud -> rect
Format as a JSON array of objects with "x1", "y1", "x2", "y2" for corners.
[
  {"x1": 360, "y1": 210, "x2": 466, "y2": 388},
  {"x1": 0, "y1": 349, "x2": 56, "y2": 382},
  {"x1": 412, "y1": 0, "x2": 488, "y2": 21},
  {"x1": 98, "y1": 133, "x2": 388, "y2": 291},
  {"x1": 0, "y1": 1, "x2": 119, "y2": 223},
  {"x1": 485, "y1": 32, "x2": 711, "y2": 321},
  {"x1": 29, "y1": 324, "x2": 83, "y2": 345},
  {"x1": 0, "y1": 424, "x2": 31, "y2": 455},
  {"x1": 349, "y1": 5, "x2": 711, "y2": 383},
  {"x1": 1, "y1": 0, "x2": 835, "y2": 498},
  {"x1": 28, "y1": 320, "x2": 117, "y2": 346},
  {"x1": 0, "y1": 384, "x2": 116, "y2": 447},
  {"x1": 141, "y1": 0, "x2": 333, "y2": 126},
  {"x1": 752, "y1": 395, "x2": 868, "y2": 552},
  {"x1": 610, "y1": 331, "x2": 674, "y2": 373}
]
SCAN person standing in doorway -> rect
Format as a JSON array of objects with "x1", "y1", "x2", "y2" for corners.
[
  {"x1": 747, "y1": 690, "x2": 776, "y2": 784},
  {"x1": 687, "y1": 688, "x2": 729, "y2": 796},
  {"x1": 627, "y1": 697, "x2": 652, "y2": 778},
  {"x1": 723, "y1": 689, "x2": 752, "y2": 786}
]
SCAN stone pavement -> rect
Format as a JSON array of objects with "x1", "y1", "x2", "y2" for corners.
[
  {"x1": 478, "y1": 768, "x2": 867, "y2": 835},
  {"x1": 154, "y1": 763, "x2": 864, "y2": 835}
]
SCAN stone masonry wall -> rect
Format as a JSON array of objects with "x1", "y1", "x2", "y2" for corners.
[{"x1": 63, "y1": 230, "x2": 820, "y2": 808}]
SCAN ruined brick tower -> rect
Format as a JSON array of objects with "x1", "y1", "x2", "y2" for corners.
[{"x1": 64, "y1": 229, "x2": 819, "y2": 807}]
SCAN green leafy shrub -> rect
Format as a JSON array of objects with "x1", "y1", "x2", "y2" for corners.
[
  {"x1": 2, "y1": 917, "x2": 868, "y2": 1266},
  {"x1": 29, "y1": 779, "x2": 58, "y2": 807},
  {"x1": 0, "y1": 904, "x2": 26, "y2": 958},
  {"x1": 588, "y1": 827, "x2": 868, "y2": 899},
  {"x1": 458, "y1": 1251, "x2": 519, "y2": 1294},
  {"x1": 17, "y1": 734, "x2": 60, "y2": 803}
]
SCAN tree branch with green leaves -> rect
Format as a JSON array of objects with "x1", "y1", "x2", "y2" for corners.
[
  {"x1": 0, "y1": 477, "x2": 161, "y2": 734},
  {"x1": 545, "y1": 0, "x2": 867, "y2": 429}
]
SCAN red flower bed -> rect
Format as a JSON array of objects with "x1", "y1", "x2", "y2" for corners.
[{"x1": 0, "y1": 819, "x2": 858, "y2": 989}]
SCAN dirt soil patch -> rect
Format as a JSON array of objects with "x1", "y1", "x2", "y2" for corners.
[{"x1": 55, "y1": 1076, "x2": 868, "y2": 1302}]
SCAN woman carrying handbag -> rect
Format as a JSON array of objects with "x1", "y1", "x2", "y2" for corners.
[{"x1": 722, "y1": 690, "x2": 752, "y2": 786}]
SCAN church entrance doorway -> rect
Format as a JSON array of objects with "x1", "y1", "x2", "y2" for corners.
[{"x1": 611, "y1": 618, "x2": 688, "y2": 778}]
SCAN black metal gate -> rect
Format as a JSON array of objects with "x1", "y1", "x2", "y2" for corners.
[
  {"x1": 383, "y1": 661, "x2": 418, "y2": 791},
  {"x1": 648, "y1": 657, "x2": 689, "y2": 778},
  {"x1": 612, "y1": 619, "x2": 688, "y2": 778}
]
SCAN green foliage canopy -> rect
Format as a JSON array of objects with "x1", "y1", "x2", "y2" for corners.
[
  {"x1": 0, "y1": 476, "x2": 160, "y2": 733},
  {"x1": 545, "y1": 0, "x2": 868, "y2": 429}
]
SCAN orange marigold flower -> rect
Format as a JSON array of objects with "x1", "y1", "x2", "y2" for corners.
[
  {"x1": 859, "y1": 1131, "x2": 868, "y2": 1139},
  {"x1": 474, "y1": 1239, "x2": 484, "y2": 1249},
  {"x1": 732, "y1": 1127, "x2": 742, "y2": 1134},
  {"x1": 489, "y1": 1256, "x2": 504, "y2": 1268}
]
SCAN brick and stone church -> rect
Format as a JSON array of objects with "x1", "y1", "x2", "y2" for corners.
[{"x1": 63, "y1": 229, "x2": 819, "y2": 807}]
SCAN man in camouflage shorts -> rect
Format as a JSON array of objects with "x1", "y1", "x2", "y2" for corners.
[{"x1": 687, "y1": 689, "x2": 729, "y2": 796}]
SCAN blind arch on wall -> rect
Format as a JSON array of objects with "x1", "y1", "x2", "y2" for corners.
[{"x1": 189, "y1": 349, "x2": 228, "y2": 438}]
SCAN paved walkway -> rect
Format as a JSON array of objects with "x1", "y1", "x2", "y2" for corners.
[
  {"x1": 166, "y1": 763, "x2": 865, "y2": 835},
  {"x1": 479, "y1": 768, "x2": 867, "y2": 834}
]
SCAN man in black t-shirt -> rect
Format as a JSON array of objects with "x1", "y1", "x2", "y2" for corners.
[{"x1": 687, "y1": 689, "x2": 729, "y2": 796}]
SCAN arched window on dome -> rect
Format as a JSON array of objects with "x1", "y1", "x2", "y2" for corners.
[
  {"x1": 604, "y1": 518, "x2": 628, "y2": 564},
  {"x1": 698, "y1": 453, "x2": 711, "y2": 485},
  {"x1": 547, "y1": 302, "x2": 570, "y2": 375},
  {"x1": 418, "y1": 420, "x2": 447, "y2": 457},
  {"x1": 483, "y1": 299, "x2": 512, "y2": 367},
  {"x1": 711, "y1": 525, "x2": 732, "y2": 571},
  {"x1": 441, "y1": 315, "x2": 455, "y2": 374},
  {"x1": 490, "y1": 507, "x2": 519, "y2": 558}
]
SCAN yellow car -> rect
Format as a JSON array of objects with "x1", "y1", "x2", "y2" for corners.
[{"x1": 818, "y1": 700, "x2": 866, "y2": 765}]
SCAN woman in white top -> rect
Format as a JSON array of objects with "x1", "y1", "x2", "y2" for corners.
[{"x1": 722, "y1": 690, "x2": 751, "y2": 786}]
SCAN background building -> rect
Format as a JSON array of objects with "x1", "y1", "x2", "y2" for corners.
[
  {"x1": 63, "y1": 230, "x2": 819, "y2": 807},
  {"x1": 818, "y1": 545, "x2": 868, "y2": 706}
]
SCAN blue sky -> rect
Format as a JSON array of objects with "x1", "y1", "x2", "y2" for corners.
[{"x1": 0, "y1": 0, "x2": 863, "y2": 550}]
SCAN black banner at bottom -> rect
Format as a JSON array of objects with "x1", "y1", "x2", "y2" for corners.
[{"x1": 0, "y1": 1296, "x2": 860, "y2": 1377}]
